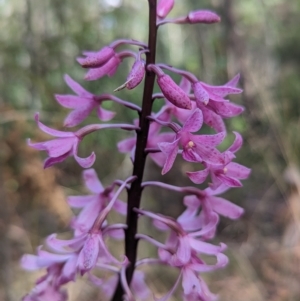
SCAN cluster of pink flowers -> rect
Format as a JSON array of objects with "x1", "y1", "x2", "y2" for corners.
[{"x1": 21, "y1": 1, "x2": 250, "y2": 301}]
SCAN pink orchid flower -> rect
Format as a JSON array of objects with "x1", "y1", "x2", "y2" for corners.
[
  {"x1": 68, "y1": 169, "x2": 127, "y2": 236},
  {"x1": 178, "y1": 185, "x2": 245, "y2": 236},
  {"x1": 55, "y1": 74, "x2": 115, "y2": 127},
  {"x1": 22, "y1": 264, "x2": 68, "y2": 301},
  {"x1": 187, "y1": 132, "x2": 251, "y2": 189},
  {"x1": 28, "y1": 113, "x2": 96, "y2": 168},
  {"x1": 157, "y1": 108, "x2": 226, "y2": 174},
  {"x1": 28, "y1": 113, "x2": 137, "y2": 168},
  {"x1": 135, "y1": 208, "x2": 225, "y2": 266}
]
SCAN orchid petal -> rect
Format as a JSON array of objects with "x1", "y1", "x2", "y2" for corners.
[
  {"x1": 192, "y1": 131, "x2": 226, "y2": 147},
  {"x1": 208, "y1": 101, "x2": 244, "y2": 118},
  {"x1": 60, "y1": 255, "x2": 77, "y2": 283},
  {"x1": 55, "y1": 95, "x2": 92, "y2": 109},
  {"x1": 20, "y1": 254, "x2": 40, "y2": 271},
  {"x1": 177, "y1": 236, "x2": 192, "y2": 264},
  {"x1": 177, "y1": 208, "x2": 196, "y2": 229},
  {"x1": 72, "y1": 200, "x2": 102, "y2": 233},
  {"x1": 64, "y1": 74, "x2": 93, "y2": 97},
  {"x1": 225, "y1": 73, "x2": 240, "y2": 87},
  {"x1": 205, "y1": 184, "x2": 229, "y2": 196},
  {"x1": 193, "y1": 82, "x2": 210, "y2": 105},
  {"x1": 64, "y1": 104, "x2": 95, "y2": 127},
  {"x1": 67, "y1": 195, "x2": 96, "y2": 208},
  {"x1": 190, "y1": 253, "x2": 228, "y2": 273},
  {"x1": 83, "y1": 168, "x2": 104, "y2": 193},
  {"x1": 42, "y1": 137, "x2": 75, "y2": 157},
  {"x1": 74, "y1": 152, "x2": 96, "y2": 168},
  {"x1": 182, "y1": 268, "x2": 201, "y2": 295},
  {"x1": 77, "y1": 234, "x2": 100, "y2": 273},
  {"x1": 182, "y1": 108, "x2": 203, "y2": 133},
  {"x1": 34, "y1": 113, "x2": 74, "y2": 137},
  {"x1": 189, "y1": 239, "x2": 225, "y2": 255},
  {"x1": 46, "y1": 234, "x2": 85, "y2": 253},
  {"x1": 36, "y1": 250, "x2": 71, "y2": 267},
  {"x1": 186, "y1": 168, "x2": 209, "y2": 184},
  {"x1": 44, "y1": 152, "x2": 70, "y2": 168},
  {"x1": 183, "y1": 195, "x2": 200, "y2": 209},
  {"x1": 200, "y1": 104, "x2": 226, "y2": 133},
  {"x1": 179, "y1": 76, "x2": 191, "y2": 93},
  {"x1": 118, "y1": 137, "x2": 136, "y2": 153},
  {"x1": 226, "y1": 162, "x2": 251, "y2": 179},
  {"x1": 217, "y1": 173, "x2": 242, "y2": 187},
  {"x1": 194, "y1": 145, "x2": 225, "y2": 166},
  {"x1": 97, "y1": 106, "x2": 116, "y2": 121},
  {"x1": 158, "y1": 138, "x2": 180, "y2": 174},
  {"x1": 227, "y1": 131, "x2": 243, "y2": 153},
  {"x1": 209, "y1": 196, "x2": 244, "y2": 219},
  {"x1": 201, "y1": 82, "x2": 242, "y2": 97}
]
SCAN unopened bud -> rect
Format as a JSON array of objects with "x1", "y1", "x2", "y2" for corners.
[
  {"x1": 188, "y1": 10, "x2": 221, "y2": 24},
  {"x1": 157, "y1": 0, "x2": 174, "y2": 19},
  {"x1": 157, "y1": 74, "x2": 192, "y2": 110},
  {"x1": 114, "y1": 59, "x2": 145, "y2": 92},
  {"x1": 77, "y1": 46, "x2": 115, "y2": 68},
  {"x1": 126, "y1": 59, "x2": 146, "y2": 89}
]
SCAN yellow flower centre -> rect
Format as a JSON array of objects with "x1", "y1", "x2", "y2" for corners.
[{"x1": 187, "y1": 141, "x2": 195, "y2": 148}]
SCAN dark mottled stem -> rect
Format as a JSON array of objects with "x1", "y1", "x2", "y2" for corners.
[{"x1": 111, "y1": 1, "x2": 157, "y2": 300}]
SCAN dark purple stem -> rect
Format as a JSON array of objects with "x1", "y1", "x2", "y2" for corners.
[{"x1": 111, "y1": 1, "x2": 157, "y2": 300}]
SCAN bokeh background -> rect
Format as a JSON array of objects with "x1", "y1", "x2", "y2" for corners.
[{"x1": 1, "y1": 0, "x2": 300, "y2": 300}]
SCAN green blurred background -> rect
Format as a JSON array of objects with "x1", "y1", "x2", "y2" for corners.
[{"x1": 1, "y1": 0, "x2": 300, "y2": 300}]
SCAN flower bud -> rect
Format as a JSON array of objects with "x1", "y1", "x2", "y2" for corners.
[
  {"x1": 157, "y1": 0, "x2": 174, "y2": 19},
  {"x1": 84, "y1": 55, "x2": 121, "y2": 81},
  {"x1": 157, "y1": 74, "x2": 192, "y2": 110},
  {"x1": 126, "y1": 59, "x2": 146, "y2": 89},
  {"x1": 188, "y1": 10, "x2": 221, "y2": 24},
  {"x1": 77, "y1": 46, "x2": 115, "y2": 68}
]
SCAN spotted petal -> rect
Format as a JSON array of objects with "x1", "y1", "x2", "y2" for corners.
[{"x1": 182, "y1": 108, "x2": 203, "y2": 133}]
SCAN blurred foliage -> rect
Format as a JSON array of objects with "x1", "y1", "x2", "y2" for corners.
[{"x1": 1, "y1": 0, "x2": 300, "y2": 300}]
